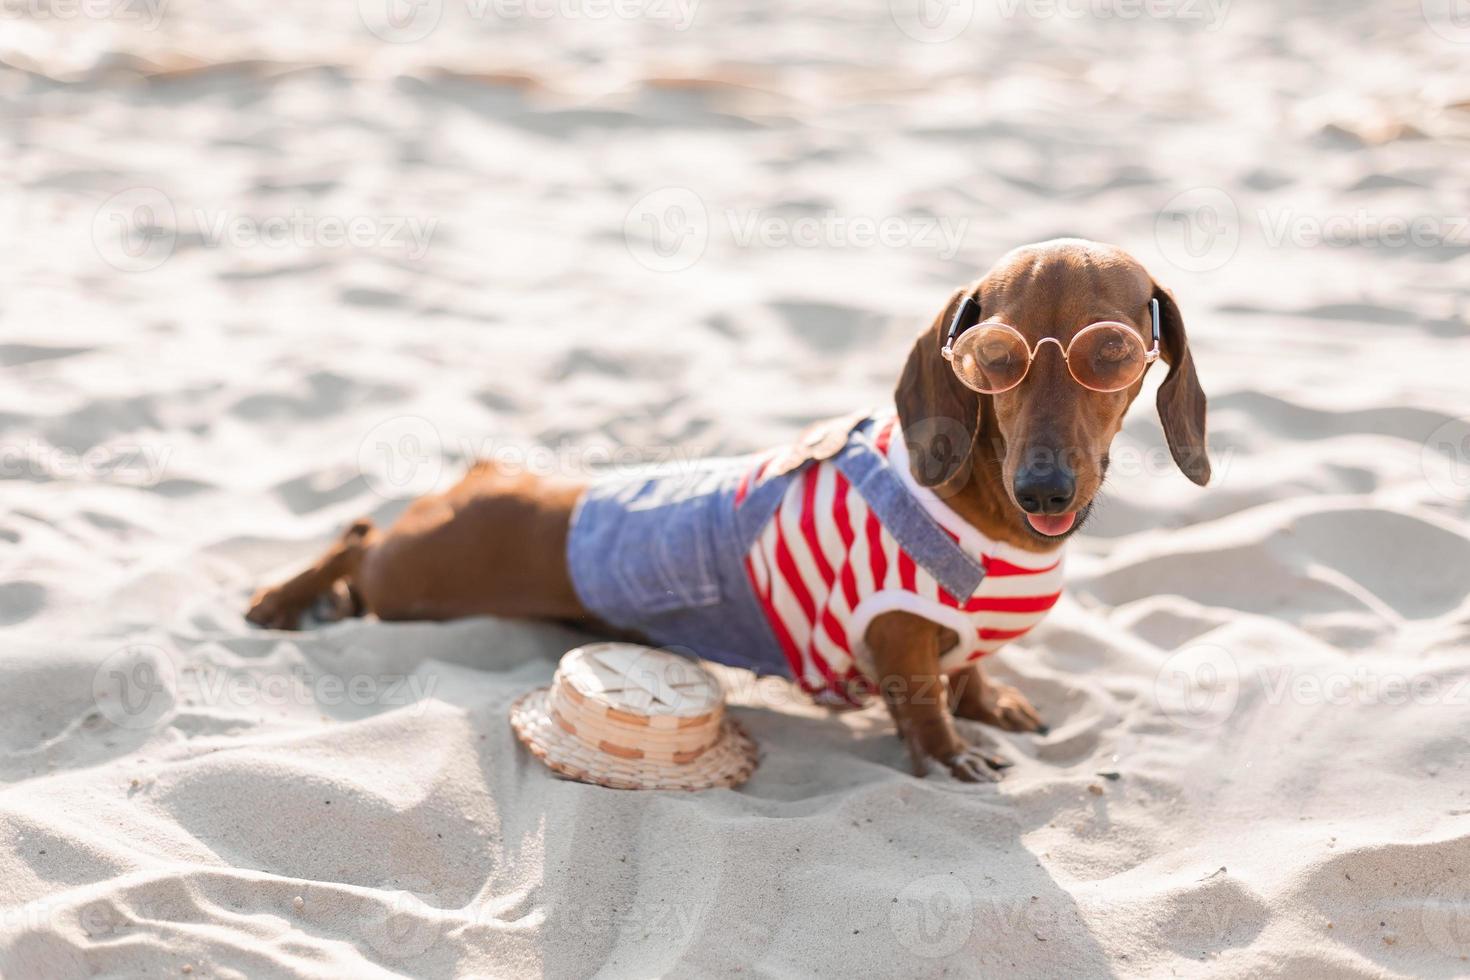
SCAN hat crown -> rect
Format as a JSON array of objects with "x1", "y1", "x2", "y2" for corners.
[
  {"x1": 559, "y1": 644, "x2": 722, "y2": 722},
  {"x1": 511, "y1": 643, "x2": 757, "y2": 791},
  {"x1": 548, "y1": 644, "x2": 725, "y2": 763}
]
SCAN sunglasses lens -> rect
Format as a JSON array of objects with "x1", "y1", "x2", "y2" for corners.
[
  {"x1": 950, "y1": 325, "x2": 1030, "y2": 393},
  {"x1": 1067, "y1": 323, "x2": 1147, "y2": 392}
]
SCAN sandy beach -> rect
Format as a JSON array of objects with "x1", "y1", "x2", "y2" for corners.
[{"x1": 3, "y1": 0, "x2": 1470, "y2": 976}]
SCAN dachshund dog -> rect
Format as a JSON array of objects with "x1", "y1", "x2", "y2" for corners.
[{"x1": 247, "y1": 238, "x2": 1209, "y2": 781}]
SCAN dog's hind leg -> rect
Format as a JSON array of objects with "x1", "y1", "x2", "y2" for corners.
[{"x1": 245, "y1": 519, "x2": 377, "y2": 630}]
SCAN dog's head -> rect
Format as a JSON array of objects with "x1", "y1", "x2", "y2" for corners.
[{"x1": 895, "y1": 238, "x2": 1209, "y2": 544}]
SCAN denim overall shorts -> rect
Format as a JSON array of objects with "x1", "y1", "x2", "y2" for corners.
[{"x1": 565, "y1": 416, "x2": 991, "y2": 682}]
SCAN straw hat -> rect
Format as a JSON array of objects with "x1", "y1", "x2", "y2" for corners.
[{"x1": 510, "y1": 643, "x2": 757, "y2": 791}]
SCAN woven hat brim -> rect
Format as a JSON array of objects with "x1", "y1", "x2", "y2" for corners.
[{"x1": 509, "y1": 688, "x2": 757, "y2": 791}]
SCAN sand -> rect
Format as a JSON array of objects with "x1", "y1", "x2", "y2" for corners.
[{"x1": 4, "y1": 0, "x2": 1470, "y2": 976}]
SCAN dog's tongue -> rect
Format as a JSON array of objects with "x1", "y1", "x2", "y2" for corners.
[{"x1": 1026, "y1": 512, "x2": 1076, "y2": 537}]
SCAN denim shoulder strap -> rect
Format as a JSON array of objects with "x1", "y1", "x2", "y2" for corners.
[
  {"x1": 730, "y1": 456, "x2": 797, "y2": 549},
  {"x1": 830, "y1": 422, "x2": 986, "y2": 600}
]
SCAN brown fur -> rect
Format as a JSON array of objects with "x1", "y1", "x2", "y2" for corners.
[{"x1": 246, "y1": 238, "x2": 1208, "y2": 782}]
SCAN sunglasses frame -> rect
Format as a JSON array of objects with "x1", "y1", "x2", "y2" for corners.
[{"x1": 940, "y1": 294, "x2": 1161, "y2": 394}]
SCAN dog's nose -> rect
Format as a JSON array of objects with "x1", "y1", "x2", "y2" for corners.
[{"x1": 1014, "y1": 461, "x2": 1076, "y2": 515}]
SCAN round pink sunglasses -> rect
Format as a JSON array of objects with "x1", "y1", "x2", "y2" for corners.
[{"x1": 941, "y1": 294, "x2": 1161, "y2": 394}]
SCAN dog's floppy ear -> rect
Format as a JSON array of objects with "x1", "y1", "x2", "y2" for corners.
[
  {"x1": 894, "y1": 287, "x2": 982, "y2": 487},
  {"x1": 1152, "y1": 282, "x2": 1211, "y2": 486}
]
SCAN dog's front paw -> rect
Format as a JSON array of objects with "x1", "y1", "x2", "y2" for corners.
[
  {"x1": 898, "y1": 721, "x2": 1011, "y2": 782},
  {"x1": 245, "y1": 586, "x2": 301, "y2": 630},
  {"x1": 941, "y1": 744, "x2": 1011, "y2": 783},
  {"x1": 960, "y1": 681, "x2": 1045, "y2": 734}
]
